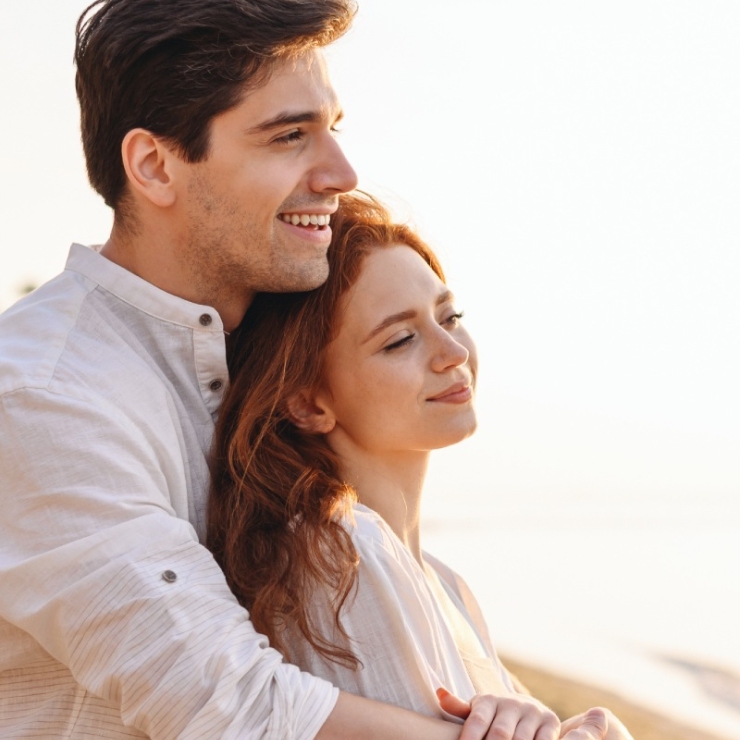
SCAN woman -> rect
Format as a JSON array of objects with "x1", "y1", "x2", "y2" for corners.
[{"x1": 208, "y1": 192, "x2": 630, "y2": 740}]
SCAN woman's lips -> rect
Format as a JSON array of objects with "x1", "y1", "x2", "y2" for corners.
[{"x1": 427, "y1": 383, "x2": 473, "y2": 403}]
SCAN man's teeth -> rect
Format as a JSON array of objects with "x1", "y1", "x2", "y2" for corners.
[{"x1": 280, "y1": 213, "x2": 331, "y2": 227}]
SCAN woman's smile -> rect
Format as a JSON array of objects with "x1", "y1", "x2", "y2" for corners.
[{"x1": 426, "y1": 381, "x2": 474, "y2": 404}]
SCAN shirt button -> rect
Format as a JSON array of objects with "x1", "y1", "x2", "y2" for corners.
[
  {"x1": 199, "y1": 314, "x2": 213, "y2": 326},
  {"x1": 162, "y1": 570, "x2": 177, "y2": 583},
  {"x1": 209, "y1": 379, "x2": 223, "y2": 392}
]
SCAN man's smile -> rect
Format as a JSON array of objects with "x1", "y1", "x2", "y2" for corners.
[{"x1": 278, "y1": 212, "x2": 332, "y2": 228}]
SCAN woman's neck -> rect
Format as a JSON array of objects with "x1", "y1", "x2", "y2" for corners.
[{"x1": 338, "y1": 449, "x2": 429, "y2": 565}]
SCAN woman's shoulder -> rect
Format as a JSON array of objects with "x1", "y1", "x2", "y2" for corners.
[
  {"x1": 344, "y1": 503, "x2": 426, "y2": 579},
  {"x1": 346, "y1": 503, "x2": 401, "y2": 552}
]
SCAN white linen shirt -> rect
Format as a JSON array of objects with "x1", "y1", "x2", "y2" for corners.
[
  {"x1": 282, "y1": 505, "x2": 515, "y2": 719},
  {"x1": 0, "y1": 244, "x2": 338, "y2": 739}
]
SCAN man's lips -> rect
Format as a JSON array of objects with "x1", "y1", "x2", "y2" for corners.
[
  {"x1": 278, "y1": 212, "x2": 333, "y2": 227},
  {"x1": 427, "y1": 382, "x2": 473, "y2": 403},
  {"x1": 276, "y1": 210, "x2": 335, "y2": 244}
]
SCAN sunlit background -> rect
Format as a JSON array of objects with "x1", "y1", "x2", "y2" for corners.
[{"x1": 2, "y1": 1, "x2": 739, "y2": 737}]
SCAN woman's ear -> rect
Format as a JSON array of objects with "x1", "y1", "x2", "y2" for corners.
[{"x1": 286, "y1": 390, "x2": 336, "y2": 435}]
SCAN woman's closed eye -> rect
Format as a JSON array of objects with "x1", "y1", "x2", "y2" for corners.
[
  {"x1": 381, "y1": 311, "x2": 464, "y2": 352},
  {"x1": 382, "y1": 333, "x2": 416, "y2": 352}
]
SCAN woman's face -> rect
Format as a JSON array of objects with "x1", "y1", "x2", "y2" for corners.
[{"x1": 316, "y1": 244, "x2": 478, "y2": 458}]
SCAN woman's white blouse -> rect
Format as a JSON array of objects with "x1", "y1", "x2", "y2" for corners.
[{"x1": 281, "y1": 504, "x2": 515, "y2": 720}]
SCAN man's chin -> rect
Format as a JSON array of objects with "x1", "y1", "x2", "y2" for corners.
[
  {"x1": 295, "y1": 258, "x2": 331, "y2": 292},
  {"x1": 263, "y1": 259, "x2": 330, "y2": 294}
]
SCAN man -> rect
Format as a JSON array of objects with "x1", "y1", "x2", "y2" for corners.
[{"x1": 0, "y1": 1, "x2": 617, "y2": 738}]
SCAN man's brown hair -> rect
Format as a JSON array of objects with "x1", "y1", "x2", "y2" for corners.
[{"x1": 75, "y1": 0, "x2": 357, "y2": 210}]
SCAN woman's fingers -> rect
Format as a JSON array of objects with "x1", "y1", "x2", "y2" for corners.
[
  {"x1": 436, "y1": 687, "x2": 472, "y2": 719},
  {"x1": 448, "y1": 692, "x2": 618, "y2": 740},
  {"x1": 562, "y1": 708, "x2": 634, "y2": 740},
  {"x1": 485, "y1": 700, "x2": 520, "y2": 738},
  {"x1": 451, "y1": 692, "x2": 561, "y2": 740},
  {"x1": 560, "y1": 708, "x2": 608, "y2": 739},
  {"x1": 457, "y1": 694, "x2": 500, "y2": 740},
  {"x1": 528, "y1": 705, "x2": 561, "y2": 740},
  {"x1": 490, "y1": 698, "x2": 559, "y2": 740}
]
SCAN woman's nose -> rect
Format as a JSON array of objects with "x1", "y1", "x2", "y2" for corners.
[{"x1": 431, "y1": 329, "x2": 470, "y2": 372}]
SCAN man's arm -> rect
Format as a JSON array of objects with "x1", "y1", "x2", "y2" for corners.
[
  {"x1": 318, "y1": 693, "x2": 462, "y2": 740},
  {"x1": 0, "y1": 387, "x2": 337, "y2": 739}
]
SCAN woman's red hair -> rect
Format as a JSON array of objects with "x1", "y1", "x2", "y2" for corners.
[{"x1": 207, "y1": 191, "x2": 445, "y2": 667}]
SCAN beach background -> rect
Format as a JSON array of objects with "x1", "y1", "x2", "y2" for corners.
[{"x1": 1, "y1": 2, "x2": 739, "y2": 738}]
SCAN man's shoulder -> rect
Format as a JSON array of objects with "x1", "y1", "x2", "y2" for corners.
[
  {"x1": 0, "y1": 270, "x2": 96, "y2": 395},
  {"x1": 0, "y1": 269, "x2": 159, "y2": 403}
]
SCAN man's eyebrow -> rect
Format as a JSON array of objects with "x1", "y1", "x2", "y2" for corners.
[
  {"x1": 247, "y1": 108, "x2": 344, "y2": 135},
  {"x1": 361, "y1": 289, "x2": 456, "y2": 345}
]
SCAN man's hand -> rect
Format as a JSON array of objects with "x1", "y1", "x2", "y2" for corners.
[{"x1": 437, "y1": 687, "x2": 561, "y2": 740}]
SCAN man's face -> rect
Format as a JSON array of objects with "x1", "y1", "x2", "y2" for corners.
[{"x1": 176, "y1": 50, "x2": 358, "y2": 314}]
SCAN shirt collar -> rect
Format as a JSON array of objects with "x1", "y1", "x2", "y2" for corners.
[{"x1": 64, "y1": 243, "x2": 225, "y2": 333}]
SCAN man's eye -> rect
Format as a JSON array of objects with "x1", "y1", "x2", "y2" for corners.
[
  {"x1": 275, "y1": 130, "x2": 304, "y2": 145},
  {"x1": 383, "y1": 334, "x2": 415, "y2": 352}
]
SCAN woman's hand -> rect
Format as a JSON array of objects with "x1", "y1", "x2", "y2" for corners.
[
  {"x1": 437, "y1": 687, "x2": 562, "y2": 740},
  {"x1": 437, "y1": 689, "x2": 627, "y2": 740},
  {"x1": 560, "y1": 709, "x2": 634, "y2": 740}
]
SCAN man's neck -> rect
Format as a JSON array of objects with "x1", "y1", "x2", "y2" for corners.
[{"x1": 100, "y1": 230, "x2": 254, "y2": 332}]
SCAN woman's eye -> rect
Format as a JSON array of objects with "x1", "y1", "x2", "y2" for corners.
[
  {"x1": 383, "y1": 333, "x2": 415, "y2": 352},
  {"x1": 443, "y1": 311, "x2": 465, "y2": 327}
]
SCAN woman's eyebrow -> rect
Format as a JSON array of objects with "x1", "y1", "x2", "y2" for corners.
[
  {"x1": 436, "y1": 289, "x2": 454, "y2": 306},
  {"x1": 361, "y1": 310, "x2": 416, "y2": 345},
  {"x1": 361, "y1": 289, "x2": 455, "y2": 345}
]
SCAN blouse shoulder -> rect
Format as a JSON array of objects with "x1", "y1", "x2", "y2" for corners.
[{"x1": 346, "y1": 503, "x2": 422, "y2": 572}]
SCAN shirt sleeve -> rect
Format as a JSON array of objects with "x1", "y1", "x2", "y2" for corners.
[{"x1": 0, "y1": 386, "x2": 338, "y2": 740}]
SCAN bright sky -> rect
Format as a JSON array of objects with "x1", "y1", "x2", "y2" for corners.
[{"x1": 1, "y1": 0, "x2": 739, "y2": 511}]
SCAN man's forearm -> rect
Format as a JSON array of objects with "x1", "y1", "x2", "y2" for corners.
[{"x1": 316, "y1": 692, "x2": 462, "y2": 740}]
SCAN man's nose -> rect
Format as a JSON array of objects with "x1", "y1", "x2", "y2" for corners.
[{"x1": 308, "y1": 134, "x2": 358, "y2": 194}]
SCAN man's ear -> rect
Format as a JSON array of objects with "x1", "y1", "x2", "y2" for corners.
[
  {"x1": 286, "y1": 390, "x2": 336, "y2": 435},
  {"x1": 121, "y1": 128, "x2": 179, "y2": 208}
]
